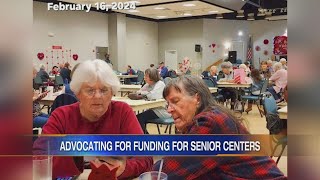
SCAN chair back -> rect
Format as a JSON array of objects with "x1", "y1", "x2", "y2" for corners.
[
  {"x1": 163, "y1": 77, "x2": 172, "y2": 85},
  {"x1": 202, "y1": 78, "x2": 216, "y2": 87},
  {"x1": 34, "y1": 75, "x2": 43, "y2": 85},
  {"x1": 50, "y1": 93, "x2": 78, "y2": 114},
  {"x1": 262, "y1": 93, "x2": 277, "y2": 114},
  {"x1": 260, "y1": 78, "x2": 269, "y2": 94},
  {"x1": 136, "y1": 70, "x2": 144, "y2": 84},
  {"x1": 55, "y1": 75, "x2": 64, "y2": 86}
]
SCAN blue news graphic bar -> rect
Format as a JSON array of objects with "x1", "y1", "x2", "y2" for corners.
[{"x1": 34, "y1": 135, "x2": 262, "y2": 156}]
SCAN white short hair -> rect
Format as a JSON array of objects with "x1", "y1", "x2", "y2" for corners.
[
  {"x1": 239, "y1": 64, "x2": 246, "y2": 70},
  {"x1": 210, "y1": 66, "x2": 217, "y2": 71},
  {"x1": 221, "y1": 61, "x2": 233, "y2": 69},
  {"x1": 280, "y1": 58, "x2": 287, "y2": 63},
  {"x1": 70, "y1": 59, "x2": 120, "y2": 95},
  {"x1": 267, "y1": 60, "x2": 273, "y2": 64},
  {"x1": 273, "y1": 62, "x2": 282, "y2": 71},
  {"x1": 39, "y1": 64, "x2": 45, "y2": 70}
]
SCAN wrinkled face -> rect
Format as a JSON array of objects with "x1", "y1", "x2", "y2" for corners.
[
  {"x1": 166, "y1": 87, "x2": 199, "y2": 131},
  {"x1": 77, "y1": 81, "x2": 112, "y2": 121},
  {"x1": 222, "y1": 68, "x2": 230, "y2": 75},
  {"x1": 144, "y1": 73, "x2": 153, "y2": 85},
  {"x1": 210, "y1": 68, "x2": 217, "y2": 76}
]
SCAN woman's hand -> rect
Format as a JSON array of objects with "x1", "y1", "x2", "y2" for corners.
[{"x1": 95, "y1": 156, "x2": 126, "y2": 177}]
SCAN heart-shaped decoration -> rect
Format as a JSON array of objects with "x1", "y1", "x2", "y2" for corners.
[
  {"x1": 211, "y1": 44, "x2": 216, "y2": 48},
  {"x1": 72, "y1": 54, "x2": 78, "y2": 61},
  {"x1": 37, "y1": 53, "x2": 44, "y2": 60}
]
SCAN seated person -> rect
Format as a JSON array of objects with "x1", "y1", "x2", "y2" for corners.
[
  {"x1": 136, "y1": 68, "x2": 171, "y2": 134},
  {"x1": 49, "y1": 66, "x2": 59, "y2": 76},
  {"x1": 267, "y1": 60, "x2": 274, "y2": 75},
  {"x1": 268, "y1": 62, "x2": 287, "y2": 103},
  {"x1": 34, "y1": 59, "x2": 152, "y2": 179},
  {"x1": 32, "y1": 66, "x2": 49, "y2": 128},
  {"x1": 244, "y1": 69, "x2": 264, "y2": 113},
  {"x1": 154, "y1": 75, "x2": 287, "y2": 179},
  {"x1": 123, "y1": 65, "x2": 137, "y2": 84},
  {"x1": 176, "y1": 63, "x2": 185, "y2": 76},
  {"x1": 260, "y1": 61, "x2": 271, "y2": 80},
  {"x1": 37, "y1": 64, "x2": 50, "y2": 83},
  {"x1": 159, "y1": 61, "x2": 169, "y2": 79},
  {"x1": 279, "y1": 58, "x2": 287, "y2": 70},
  {"x1": 218, "y1": 61, "x2": 238, "y2": 109}
]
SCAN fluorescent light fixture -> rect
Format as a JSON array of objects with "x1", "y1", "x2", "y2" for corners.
[
  {"x1": 208, "y1": 10, "x2": 218, "y2": 13},
  {"x1": 183, "y1": 13, "x2": 192, "y2": 16},
  {"x1": 183, "y1": 4, "x2": 196, "y2": 7},
  {"x1": 157, "y1": 16, "x2": 167, "y2": 19},
  {"x1": 128, "y1": 9, "x2": 139, "y2": 13},
  {"x1": 238, "y1": 31, "x2": 243, "y2": 36},
  {"x1": 236, "y1": 10, "x2": 244, "y2": 18},
  {"x1": 154, "y1": 7, "x2": 165, "y2": 10},
  {"x1": 216, "y1": 14, "x2": 223, "y2": 19}
]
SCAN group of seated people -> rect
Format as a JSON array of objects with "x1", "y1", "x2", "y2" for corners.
[{"x1": 33, "y1": 59, "x2": 287, "y2": 179}]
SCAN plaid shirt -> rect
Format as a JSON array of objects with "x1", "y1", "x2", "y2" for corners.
[{"x1": 153, "y1": 107, "x2": 287, "y2": 180}]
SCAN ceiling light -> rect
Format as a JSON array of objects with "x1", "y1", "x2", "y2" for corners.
[
  {"x1": 154, "y1": 7, "x2": 165, "y2": 10},
  {"x1": 224, "y1": 42, "x2": 231, "y2": 49},
  {"x1": 128, "y1": 9, "x2": 139, "y2": 13},
  {"x1": 183, "y1": 13, "x2": 192, "y2": 16},
  {"x1": 157, "y1": 16, "x2": 167, "y2": 19},
  {"x1": 183, "y1": 4, "x2": 196, "y2": 7},
  {"x1": 208, "y1": 10, "x2": 218, "y2": 14},
  {"x1": 236, "y1": 10, "x2": 244, "y2": 18},
  {"x1": 238, "y1": 31, "x2": 243, "y2": 36},
  {"x1": 216, "y1": 14, "x2": 223, "y2": 19},
  {"x1": 247, "y1": 13, "x2": 255, "y2": 21}
]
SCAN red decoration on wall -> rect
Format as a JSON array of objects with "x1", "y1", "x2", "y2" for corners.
[
  {"x1": 255, "y1": 46, "x2": 261, "y2": 51},
  {"x1": 37, "y1": 53, "x2": 44, "y2": 60},
  {"x1": 212, "y1": 49, "x2": 215, "y2": 53},
  {"x1": 72, "y1": 54, "x2": 79, "y2": 61},
  {"x1": 211, "y1": 43, "x2": 216, "y2": 48},
  {"x1": 264, "y1": 50, "x2": 269, "y2": 55},
  {"x1": 263, "y1": 39, "x2": 269, "y2": 45},
  {"x1": 52, "y1": 45, "x2": 62, "y2": 49},
  {"x1": 274, "y1": 36, "x2": 287, "y2": 55}
]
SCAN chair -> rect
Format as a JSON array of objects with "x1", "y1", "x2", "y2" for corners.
[
  {"x1": 261, "y1": 93, "x2": 287, "y2": 164},
  {"x1": 146, "y1": 117, "x2": 174, "y2": 134},
  {"x1": 163, "y1": 77, "x2": 172, "y2": 85},
  {"x1": 131, "y1": 70, "x2": 144, "y2": 85},
  {"x1": 50, "y1": 93, "x2": 78, "y2": 114},
  {"x1": 203, "y1": 78, "x2": 224, "y2": 103},
  {"x1": 241, "y1": 79, "x2": 269, "y2": 117}
]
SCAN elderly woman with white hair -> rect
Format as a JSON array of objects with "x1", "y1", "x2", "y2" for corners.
[
  {"x1": 37, "y1": 64, "x2": 50, "y2": 83},
  {"x1": 279, "y1": 58, "x2": 287, "y2": 70},
  {"x1": 268, "y1": 62, "x2": 287, "y2": 102},
  {"x1": 39, "y1": 60, "x2": 153, "y2": 179}
]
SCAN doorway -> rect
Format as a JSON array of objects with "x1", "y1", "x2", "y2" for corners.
[
  {"x1": 96, "y1": 46, "x2": 108, "y2": 60},
  {"x1": 164, "y1": 50, "x2": 178, "y2": 70}
]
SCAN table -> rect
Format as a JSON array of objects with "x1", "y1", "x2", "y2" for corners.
[
  {"x1": 217, "y1": 82, "x2": 251, "y2": 88},
  {"x1": 117, "y1": 75, "x2": 138, "y2": 79},
  {"x1": 119, "y1": 84, "x2": 141, "y2": 96},
  {"x1": 39, "y1": 89, "x2": 65, "y2": 106},
  {"x1": 112, "y1": 97, "x2": 166, "y2": 112},
  {"x1": 208, "y1": 87, "x2": 218, "y2": 93},
  {"x1": 278, "y1": 106, "x2": 287, "y2": 119}
]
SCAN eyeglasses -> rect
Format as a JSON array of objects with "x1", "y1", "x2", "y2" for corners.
[{"x1": 82, "y1": 87, "x2": 110, "y2": 97}]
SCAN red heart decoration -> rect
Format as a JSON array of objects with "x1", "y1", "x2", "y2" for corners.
[
  {"x1": 255, "y1": 46, "x2": 261, "y2": 51},
  {"x1": 212, "y1": 44, "x2": 216, "y2": 48},
  {"x1": 37, "y1": 53, "x2": 44, "y2": 60},
  {"x1": 263, "y1": 39, "x2": 269, "y2": 45},
  {"x1": 72, "y1": 54, "x2": 78, "y2": 61}
]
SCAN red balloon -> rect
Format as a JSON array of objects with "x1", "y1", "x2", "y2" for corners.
[
  {"x1": 73, "y1": 54, "x2": 79, "y2": 61},
  {"x1": 264, "y1": 39, "x2": 269, "y2": 44},
  {"x1": 255, "y1": 46, "x2": 261, "y2": 51},
  {"x1": 37, "y1": 53, "x2": 44, "y2": 60}
]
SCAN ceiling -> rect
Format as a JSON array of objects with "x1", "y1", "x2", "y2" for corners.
[{"x1": 36, "y1": 0, "x2": 287, "y2": 21}]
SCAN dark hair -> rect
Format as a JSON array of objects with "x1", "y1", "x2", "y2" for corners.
[
  {"x1": 260, "y1": 61, "x2": 267, "y2": 65},
  {"x1": 163, "y1": 76, "x2": 242, "y2": 123},
  {"x1": 159, "y1": 62, "x2": 164, "y2": 65},
  {"x1": 128, "y1": 65, "x2": 132, "y2": 69},
  {"x1": 52, "y1": 66, "x2": 58, "y2": 69},
  {"x1": 244, "y1": 62, "x2": 249, "y2": 65},
  {"x1": 150, "y1": 64, "x2": 154, "y2": 68},
  {"x1": 250, "y1": 69, "x2": 262, "y2": 83},
  {"x1": 64, "y1": 62, "x2": 70, "y2": 69},
  {"x1": 145, "y1": 68, "x2": 160, "y2": 82}
]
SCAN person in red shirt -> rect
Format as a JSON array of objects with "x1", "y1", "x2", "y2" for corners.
[
  {"x1": 35, "y1": 59, "x2": 152, "y2": 179},
  {"x1": 153, "y1": 75, "x2": 287, "y2": 179}
]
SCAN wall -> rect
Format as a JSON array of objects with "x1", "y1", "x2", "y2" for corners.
[
  {"x1": 203, "y1": 19, "x2": 250, "y2": 70},
  {"x1": 33, "y1": 2, "x2": 108, "y2": 70},
  {"x1": 250, "y1": 20, "x2": 287, "y2": 66},
  {"x1": 158, "y1": 19, "x2": 203, "y2": 71},
  {"x1": 125, "y1": 18, "x2": 158, "y2": 72}
]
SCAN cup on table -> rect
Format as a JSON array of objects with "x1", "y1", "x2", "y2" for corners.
[
  {"x1": 33, "y1": 156, "x2": 52, "y2": 180},
  {"x1": 139, "y1": 171, "x2": 167, "y2": 180}
]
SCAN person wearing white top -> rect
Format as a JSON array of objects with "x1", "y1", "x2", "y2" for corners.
[{"x1": 136, "y1": 68, "x2": 171, "y2": 134}]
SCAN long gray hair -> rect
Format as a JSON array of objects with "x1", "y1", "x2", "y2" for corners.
[{"x1": 163, "y1": 75, "x2": 243, "y2": 125}]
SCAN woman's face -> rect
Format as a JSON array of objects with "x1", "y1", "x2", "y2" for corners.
[
  {"x1": 166, "y1": 87, "x2": 199, "y2": 131},
  {"x1": 261, "y1": 64, "x2": 268, "y2": 71},
  {"x1": 144, "y1": 73, "x2": 153, "y2": 85},
  {"x1": 222, "y1": 68, "x2": 230, "y2": 74},
  {"x1": 77, "y1": 80, "x2": 112, "y2": 121}
]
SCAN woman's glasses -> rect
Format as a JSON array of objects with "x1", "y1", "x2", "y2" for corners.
[{"x1": 82, "y1": 87, "x2": 110, "y2": 97}]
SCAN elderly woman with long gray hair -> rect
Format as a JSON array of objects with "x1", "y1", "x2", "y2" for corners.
[{"x1": 153, "y1": 75, "x2": 287, "y2": 179}]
